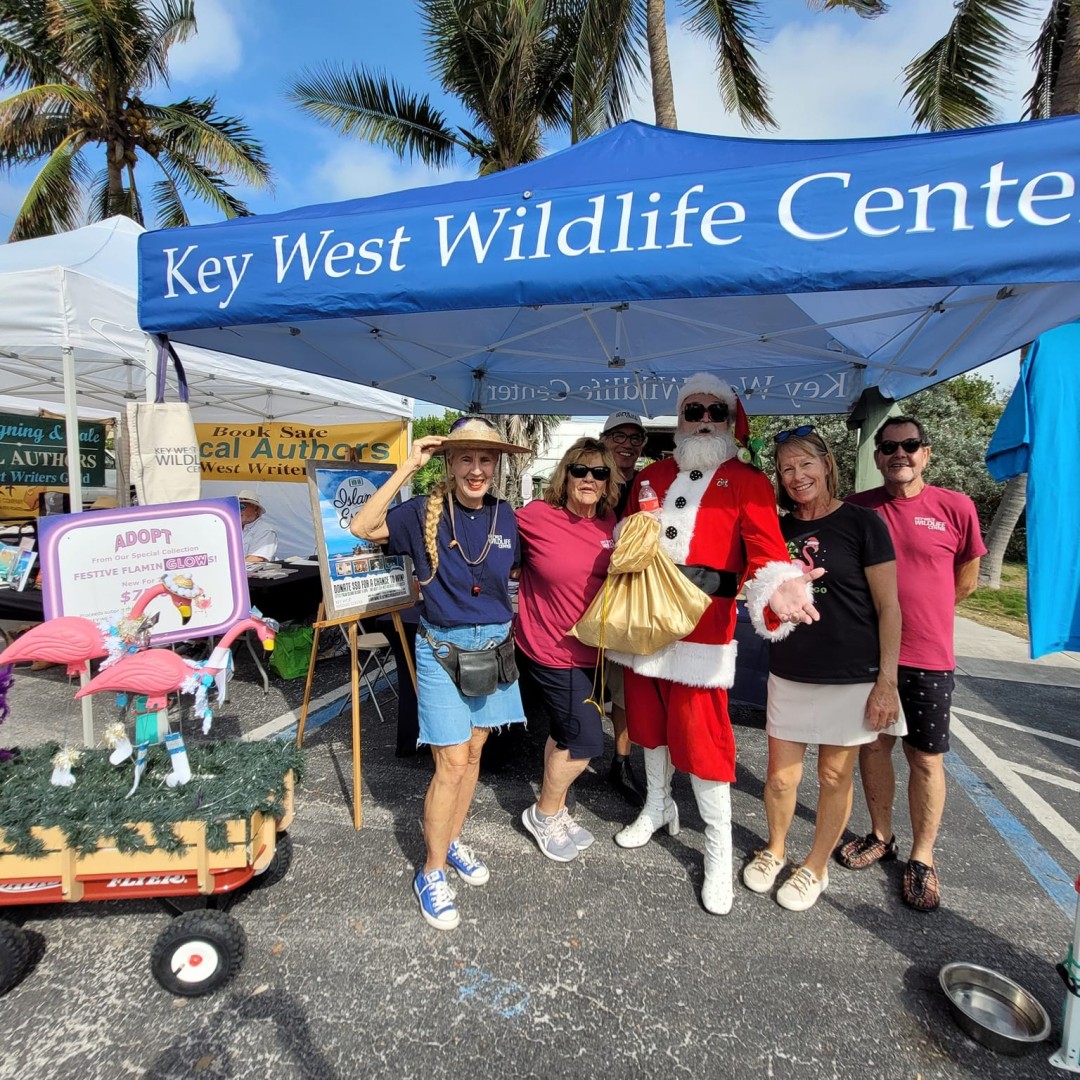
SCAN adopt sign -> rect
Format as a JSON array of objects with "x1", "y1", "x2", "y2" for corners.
[
  {"x1": 0, "y1": 412, "x2": 106, "y2": 487},
  {"x1": 38, "y1": 499, "x2": 249, "y2": 643},
  {"x1": 197, "y1": 420, "x2": 407, "y2": 483}
]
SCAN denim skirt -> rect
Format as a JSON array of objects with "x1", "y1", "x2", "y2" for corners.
[{"x1": 415, "y1": 619, "x2": 526, "y2": 747}]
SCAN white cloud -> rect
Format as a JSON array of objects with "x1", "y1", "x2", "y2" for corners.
[
  {"x1": 631, "y1": 0, "x2": 1048, "y2": 139},
  {"x1": 169, "y1": 0, "x2": 244, "y2": 83},
  {"x1": 306, "y1": 142, "x2": 474, "y2": 204}
]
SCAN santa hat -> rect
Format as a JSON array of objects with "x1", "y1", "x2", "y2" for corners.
[{"x1": 677, "y1": 373, "x2": 749, "y2": 445}]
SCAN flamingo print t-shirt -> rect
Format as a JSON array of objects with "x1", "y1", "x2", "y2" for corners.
[{"x1": 769, "y1": 502, "x2": 895, "y2": 684}]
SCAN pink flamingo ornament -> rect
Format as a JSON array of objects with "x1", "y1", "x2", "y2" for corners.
[
  {"x1": 75, "y1": 616, "x2": 277, "y2": 791},
  {"x1": 0, "y1": 572, "x2": 201, "y2": 675}
]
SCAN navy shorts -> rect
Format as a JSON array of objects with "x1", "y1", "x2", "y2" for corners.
[
  {"x1": 517, "y1": 651, "x2": 605, "y2": 760},
  {"x1": 898, "y1": 666, "x2": 955, "y2": 755}
]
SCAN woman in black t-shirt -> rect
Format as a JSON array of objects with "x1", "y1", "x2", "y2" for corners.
[{"x1": 741, "y1": 428, "x2": 902, "y2": 913}]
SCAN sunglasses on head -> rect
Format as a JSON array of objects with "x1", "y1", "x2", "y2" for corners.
[
  {"x1": 877, "y1": 438, "x2": 925, "y2": 455},
  {"x1": 774, "y1": 424, "x2": 815, "y2": 444},
  {"x1": 605, "y1": 431, "x2": 646, "y2": 446},
  {"x1": 682, "y1": 402, "x2": 729, "y2": 423},
  {"x1": 449, "y1": 414, "x2": 498, "y2": 432},
  {"x1": 567, "y1": 463, "x2": 611, "y2": 481}
]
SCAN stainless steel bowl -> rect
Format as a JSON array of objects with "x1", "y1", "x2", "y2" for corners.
[{"x1": 939, "y1": 962, "x2": 1051, "y2": 1055}]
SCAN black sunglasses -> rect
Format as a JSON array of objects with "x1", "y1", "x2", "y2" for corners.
[
  {"x1": 774, "y1": 424, "x2": 815, "y2": 444},
  {"x1": 567, "y1": 464, "x2": 611, "y2": 481},
  {"x1": 877, "y1": 438, "x2": 925, "y2": 455},
  {"x1": 682, "y1": 402, "x2": 729, "y2": 423}
]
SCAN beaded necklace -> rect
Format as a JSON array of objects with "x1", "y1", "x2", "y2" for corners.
[{"x1": 447, "y1": 494, "x2": 499, "y2": 596}]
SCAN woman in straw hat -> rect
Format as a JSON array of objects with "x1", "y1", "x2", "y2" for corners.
[{"x1": 352, "y1": 415, "x2": 529, "y2": 931}]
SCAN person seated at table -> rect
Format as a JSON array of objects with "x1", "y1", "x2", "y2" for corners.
[{"x1": 238, "y1": 489, "x2": 278, "y2": 564}]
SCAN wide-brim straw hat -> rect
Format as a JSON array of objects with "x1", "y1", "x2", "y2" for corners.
[
  {"x1": 237, "y1": 488, "x2": 264, "y2": 510},
  {"x1": 438, "y1": 417, "x2": 530, "y2": 455}
]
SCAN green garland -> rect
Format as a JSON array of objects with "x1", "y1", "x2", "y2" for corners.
[{"x1": 0, "y1": 740, "x2": 304, "y2": 859}]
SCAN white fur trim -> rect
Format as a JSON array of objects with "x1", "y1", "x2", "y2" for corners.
[
  {"x1": 609, "y1": 640, "x2": 737, "y2": 689},
  {"x1": 677, "y1": 373, "x2": 738, "y2": 414},
  {"x1": 744, "y1": 561, "x2": 811, "y2": 642},
  {"x1": 657, "y1": 469, "x2": 712, "y2": 562}
]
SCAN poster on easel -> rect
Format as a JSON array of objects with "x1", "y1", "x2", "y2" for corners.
[{"x1": 305, "y1": 461, "x2": 414, "y2": 621}]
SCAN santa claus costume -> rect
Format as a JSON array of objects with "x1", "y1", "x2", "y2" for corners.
[{"x1": 611, "y1": 374, "x2": 807, "y2": 915}]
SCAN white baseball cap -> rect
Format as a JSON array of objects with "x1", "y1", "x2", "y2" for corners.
[{"x1": 600, "y1": 411, "x2": 646, "y2": 435}]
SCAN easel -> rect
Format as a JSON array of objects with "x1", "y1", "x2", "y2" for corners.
[{"x1": 294, "y1": 599, "x2": 418, "y2": 829}]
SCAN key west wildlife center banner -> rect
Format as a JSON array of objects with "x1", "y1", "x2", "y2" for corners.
[
  {"x1": 0, "y1": 412, "x2": 107, "y2": 520},
  {"x1": 196, "y1": 420, "x2": 408, "y2": 483}
]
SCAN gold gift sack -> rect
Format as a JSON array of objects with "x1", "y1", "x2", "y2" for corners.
[{"x1": 570, "y1": 513, "x2": 712, "y2": 655}]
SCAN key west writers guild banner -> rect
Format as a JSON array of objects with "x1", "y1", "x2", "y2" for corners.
[
  {"x1": 196, "y1": 420, "x2": 408, "y2": 481},
  {"x1": 0, "y1": 412, "x2": 107, "y2": 520}
]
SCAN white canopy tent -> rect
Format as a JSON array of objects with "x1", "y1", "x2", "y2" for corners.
[{"x1": 0, "y1": 217, "x2": 413, "y2": 553}]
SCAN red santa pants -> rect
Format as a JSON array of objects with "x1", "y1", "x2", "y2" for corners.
[{"x1": 623, "y1": 668, "x2": 737, "y2": 782}]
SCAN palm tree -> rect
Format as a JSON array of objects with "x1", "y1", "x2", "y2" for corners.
[
  {"x1": 0, "y1": 0, "x2": 272, "y2": 240},
  {"x1": 287, "y1": 0, "x2": 643, "y2": 175},
  {"x1": 497, "y1": 413, "x2": 565, "y2": 506},
  {"x1": 900, "y1": 0, "x2": 1080, "y2": 588},
  {"x1": 582, "y1": 0, "x2": 888, "y2": 131}
]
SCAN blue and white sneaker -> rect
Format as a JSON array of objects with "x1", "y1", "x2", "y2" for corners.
[
  {"x1": 414, "y1": 868, "x2": 460, "y2": 930},
  {"x1": 447, "y1": 839, "x2": 490, "y2": 886}
]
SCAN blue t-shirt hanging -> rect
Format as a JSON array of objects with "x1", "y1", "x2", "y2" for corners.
[{"x1": 386, "y1": 493, "x2": 519, "y2": 628}]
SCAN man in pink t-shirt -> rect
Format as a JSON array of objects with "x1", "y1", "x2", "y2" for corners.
[{"x1": 841, "y1": 416, "x2": 986, "y2": 913}]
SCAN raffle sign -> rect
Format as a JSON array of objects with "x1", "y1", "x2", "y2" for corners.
[
  {"x1": 306, "y1": 462, "x2": 413, "y2": 620},
  {"x1": 37, "y1": 499, "x2": 249, "y2": 643}
]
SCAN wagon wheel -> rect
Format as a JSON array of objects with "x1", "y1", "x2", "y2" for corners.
[
  {"x1": 150, "y1": 909, "x2": 247, "y2": 997},
  {"x1": 252, "y1": 830, "x2": 293, "y2": 890},
  {"x1": 0, "y1": 919, "x2": 31, "y2": 996}
]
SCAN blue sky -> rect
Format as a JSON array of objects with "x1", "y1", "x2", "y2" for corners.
[{"x1": 1, "y1": 0, "x2": 1055, "y2": 391}]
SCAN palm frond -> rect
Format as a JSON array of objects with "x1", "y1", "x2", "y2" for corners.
[
  {"x1": 684, "y1": 0, "x2": 776, "y2": 130},
  {"x1": 9, "y1": 134, "x2": 89, "y2": 239},
  {"x1": 141, "y1": 0, "x2": 195, "y2": 85},
  {"x1": 1024, "y1": 0, "x2": 1068, "y2": 119},
  {"x1": 804, "y1": 0, "x2": 888, "y2": 16},
  {"x1": 288, "y1": 64, "x2": 461, "y2": 168},
  {"x1": 142, "y1": 96, "x2": 272, "y2": 189},
  {"x1": 0, "y1": 0, "x2": 65, "y2": 88},
  {"x1": 155, "y1": 149, "x2": 248, "y2": 220},
  {"x1": 901, "y1": 0, "x2": 1036, "y2": 131},
  {"x1": 571, "y1": 0, "x2": 646, "y2": 139}
]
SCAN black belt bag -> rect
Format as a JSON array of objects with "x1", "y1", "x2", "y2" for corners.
[
  {"x1": 675, "y1": 564, "x2": 739, "y2": 598},
  {"x1": 423, "y1": 630, "x2": 519, "y2": 697}
]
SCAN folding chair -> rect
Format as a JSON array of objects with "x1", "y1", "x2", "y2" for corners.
[{"x1": 336, "y1": 622, "x2": 399, "y2": 723}]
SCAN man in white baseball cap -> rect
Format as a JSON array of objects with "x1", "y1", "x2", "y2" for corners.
[
  {"x1": 238, "y1": 488, "x2": 278, "y2": 564},
  {"x1": 600, "y1": 411, "x2": 647, "y2": 519}
]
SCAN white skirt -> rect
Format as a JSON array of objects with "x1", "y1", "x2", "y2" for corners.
[{"x1": 766, "y1": 674, "x2": 908, "y2": 747}]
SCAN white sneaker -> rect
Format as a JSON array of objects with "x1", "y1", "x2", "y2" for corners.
[
  {"x1": 742, "y1": 849, "x2": 786, "y2": 894},
  {"x1": 555, "y1": 808, "x2": 594, "y2": 851},
  {"x1": 776, "y1": 866, "x2": 829, "y2": 912},
  {"x1": 522, "y1": 804, "x2": 578, "y2": 862}
]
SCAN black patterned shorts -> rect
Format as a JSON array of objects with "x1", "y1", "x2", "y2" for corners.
[{"x1": 898, "y1": 666, "x2": 955, "y2": 754}]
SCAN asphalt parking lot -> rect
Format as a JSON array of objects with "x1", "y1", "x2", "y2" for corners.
[{"x1": 0, "y1": 620, "x2": 1077, "y2": 1079}]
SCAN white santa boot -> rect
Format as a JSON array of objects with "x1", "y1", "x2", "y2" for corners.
[
  {"x1": 615, "y1": 746, "x2": 680, "y2": 849},
  {"x1": 690, "y1": 774, "x2": 733, "y2": 915}
]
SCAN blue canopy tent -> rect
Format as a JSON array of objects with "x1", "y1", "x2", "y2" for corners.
[{"x1": 138, "y1": 117, "x2": 1080, "y2": 416}]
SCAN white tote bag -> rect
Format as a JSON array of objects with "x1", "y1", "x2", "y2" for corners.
[{"x1": 127, "y1": 338, "x2": 202, "y2": 505}]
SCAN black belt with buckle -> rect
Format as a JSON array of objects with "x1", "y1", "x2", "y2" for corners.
[{"x1": 675, "y1": 565, "x2": 739, "y2": 598}]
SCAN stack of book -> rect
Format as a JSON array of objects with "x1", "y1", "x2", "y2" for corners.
[{"x1": 0, "y1": 537, "x2": 37, "y2": 591}]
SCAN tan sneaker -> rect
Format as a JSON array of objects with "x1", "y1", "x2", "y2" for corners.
[
  {"x1": 776, "y1": 866, "x2": 829, "y2": 912},
  {"x1": 742, "y1": 849, "x2": 786, "y2": 894}
]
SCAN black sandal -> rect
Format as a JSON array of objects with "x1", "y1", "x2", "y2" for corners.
[
  {"x1": 903, "y1": 859, "x2": 940, "y2": 912},
  {"x1": 835, "y1": 831, "x2": 898, "y2": 870}
]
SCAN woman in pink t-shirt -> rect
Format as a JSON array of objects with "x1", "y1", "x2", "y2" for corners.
[{"x1": 515, "y1": 438, "x2": 618, "y2": 864}]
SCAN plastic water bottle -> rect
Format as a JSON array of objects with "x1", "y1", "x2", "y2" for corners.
[{"x1": 638, "y1": 479, "x2": 660, "y2": 516}]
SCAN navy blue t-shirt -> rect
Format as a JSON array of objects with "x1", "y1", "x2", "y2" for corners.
[{"x1": 386, "y1": 493, "x2": 519, "y2": 628}]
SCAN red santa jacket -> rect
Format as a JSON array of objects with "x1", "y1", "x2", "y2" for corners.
[{"x1": 611, "y1": 455, "x2": 795, "y2": 688}]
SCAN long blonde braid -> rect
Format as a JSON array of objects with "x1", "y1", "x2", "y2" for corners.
[{"x1": 418, "y1": 475, "x2": 456, "y2": 586}]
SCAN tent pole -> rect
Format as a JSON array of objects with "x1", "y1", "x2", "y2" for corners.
[{"x1": 850, "y1": 387, "x2": 899, "y2": 493}]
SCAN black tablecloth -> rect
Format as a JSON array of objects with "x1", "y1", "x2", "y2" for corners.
[
  {"x1": 0, "y1": 586, "x2": 43, "y2": 623},
  {"x1": 246, "y1": 564, "x2": 323, "y2": 625}
]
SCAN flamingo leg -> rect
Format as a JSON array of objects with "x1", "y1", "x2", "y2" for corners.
[{"x1": 164, "y1": 731, "x2": 191, "y2": 787}]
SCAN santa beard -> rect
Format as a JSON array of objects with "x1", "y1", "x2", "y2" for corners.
[{"x1": 673, "y1": 427, "x2": 737, "y2": 473}]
